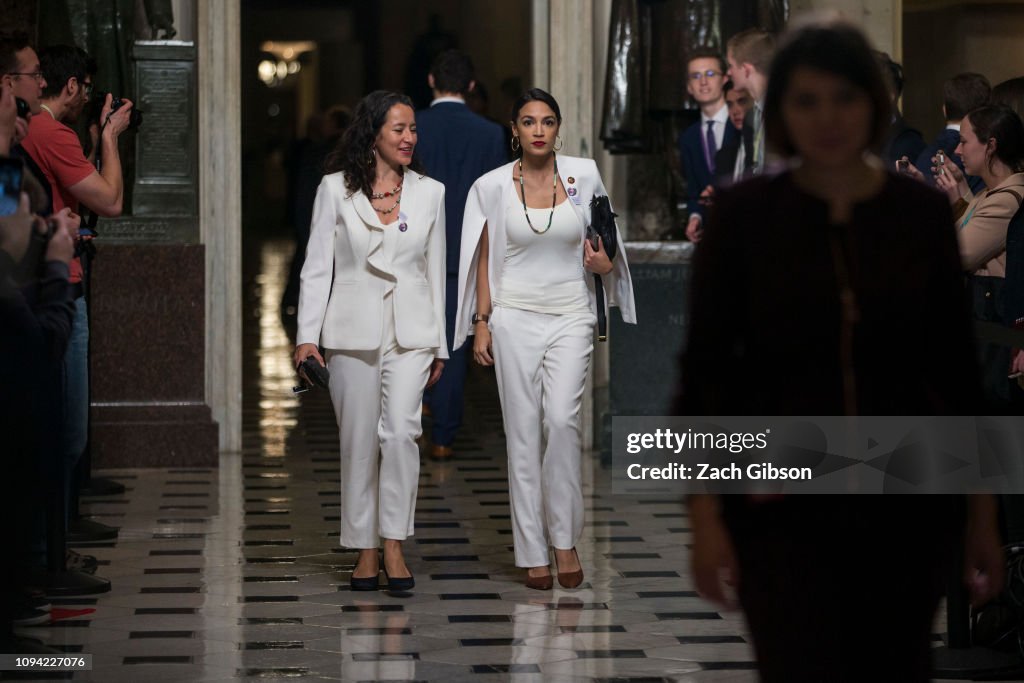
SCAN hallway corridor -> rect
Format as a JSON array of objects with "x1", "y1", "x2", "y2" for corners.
[{"x1": 9, "y1": 240, "x2": 921, "y2": 682}]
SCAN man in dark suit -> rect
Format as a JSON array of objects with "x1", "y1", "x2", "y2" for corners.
[
  {"x1": 713, "y1": 81, "x2": 753, "y2": 187},
  {"x1": 874, "y1": 51, "x2": 926, "y2": 168},
  {"x1": 914, "y1": 72, "x2": 990, "y2": 194},
  {"x1": 680, "y1": 48, "x2": 736, "y2": 243},
  {"x1": 416, "y1": 49, "x2": 505, "y2": 460}
]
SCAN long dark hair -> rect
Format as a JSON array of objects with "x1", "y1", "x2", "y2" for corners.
[
  {"x1": 965, "y1": 104, "x2": 1024, "y2": 174},
  {"x1": 324, "y1": 90, "x2": 423, "y2": 198}
]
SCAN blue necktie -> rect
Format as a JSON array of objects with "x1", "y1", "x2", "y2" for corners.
[{"x1": 704, "y1": 120, "x2": 716, "y2": 174}]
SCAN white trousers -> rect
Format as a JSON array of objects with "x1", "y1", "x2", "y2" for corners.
[
  {"x1": 489, "y1": 305, "x2": 595, "y2": 567},
  {"x1": 326, "y1": 294, "x2": 433, "y2": 549}
]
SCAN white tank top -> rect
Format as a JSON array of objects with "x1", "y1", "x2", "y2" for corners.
[{"x1": 494, "y1": 193, "x2": 591, "y2": 314}]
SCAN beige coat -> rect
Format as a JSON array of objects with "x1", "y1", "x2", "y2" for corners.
[{"x1": 959, "y1": 172, "x2": 1024, "y2": 278}]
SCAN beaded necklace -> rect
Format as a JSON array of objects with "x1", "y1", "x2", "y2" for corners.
[{"x1": 517, "y1": 154, "x2": 558, "y2": 234}]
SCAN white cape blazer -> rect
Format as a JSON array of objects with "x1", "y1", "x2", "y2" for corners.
[
  {"x1": 454, "y1": 155, "x2": 637, "y2": 349},
  {"x1": 297, "y1": 170, "x2": 449, "y2": 358}
]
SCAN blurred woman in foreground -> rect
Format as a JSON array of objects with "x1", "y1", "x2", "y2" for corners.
[{"x1": 680, "y1": 22, "x2": 1005, "y2": 682}]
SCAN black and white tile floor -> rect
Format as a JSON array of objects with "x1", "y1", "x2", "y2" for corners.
[{"x1": 6, "y1": 242, "x2": 1004, "y2": 681}]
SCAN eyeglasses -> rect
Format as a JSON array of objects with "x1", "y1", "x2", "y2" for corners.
[
  {"x1": 7, "y1": 71, "x2": 44, "y2": 82},
  {"x1": 689, "y1": 70, "x2": 722, "y2": 82}
]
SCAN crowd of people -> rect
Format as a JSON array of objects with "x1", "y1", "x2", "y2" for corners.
[
  {"x1": 4, "y1": 11, "x2": 1024, "y2": 679},
  {"x1": 291, "y1": 20, "x2": 1021, "y2": 682},
  {"x1": 293, "y1": 51, "x2": 637, "y2": 592},
  {"x1": 1, "y1": 30, "x2": 134, "y2": 653}
]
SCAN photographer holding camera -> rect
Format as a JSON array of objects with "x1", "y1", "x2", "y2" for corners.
[{"x1": 21, "y1": 44, "x2": 133, "y2": 558}]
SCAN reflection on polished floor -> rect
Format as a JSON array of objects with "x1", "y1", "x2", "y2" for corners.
[{"x1": 11, "y1": 240, "x2": 974, "y2": 681}]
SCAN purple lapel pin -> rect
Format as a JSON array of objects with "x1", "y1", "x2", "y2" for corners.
[{"x1": 398, "y1": 211, "x2": 408, "y2": 232}]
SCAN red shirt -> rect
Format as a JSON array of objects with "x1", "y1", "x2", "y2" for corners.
[{"x1": 22, "y1": 110, "x2": 96, "y2": 284}]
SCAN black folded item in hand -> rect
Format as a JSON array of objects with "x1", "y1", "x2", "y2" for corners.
[
  {"x1": 587, "y1": 195, "x2": 618, "y2": 260},
  {"x1": 298, "y1": 356, "x2": 330, "y2": 389},
  {"x1": 587, "y1": 195, "x2": 618, "y2": 342}
]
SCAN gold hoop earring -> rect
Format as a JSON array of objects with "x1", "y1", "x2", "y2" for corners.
[
  {"x1": 554, "y1": 136, "x2": 563, "y2": 151},
  {"x1": 511, "y1": 136, "x2": 520, "y2": 152}
]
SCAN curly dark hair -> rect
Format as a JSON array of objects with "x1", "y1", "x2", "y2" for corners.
[{"x1": 324, "y1": 90, "x2": 424, "y2": 198}]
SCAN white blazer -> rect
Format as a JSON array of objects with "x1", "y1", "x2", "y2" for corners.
[
  {"x1": 454, "y1": 155, "x2": 636, "y2": 349},
  {"x1": 297, "y1": 170, "x2": 448, "y2": 359}
]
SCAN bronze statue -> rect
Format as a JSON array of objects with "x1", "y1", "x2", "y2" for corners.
[{"x1": 142, "y1": 0, "x2": 176, "y2": 40}]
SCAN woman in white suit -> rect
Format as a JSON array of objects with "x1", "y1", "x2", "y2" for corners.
[
  {"x1": 454, "y1": 89, "x2": 636, "y2": 589},
  {"x1": 294, "y1": 90, "x2": 447, "y2": 592}
]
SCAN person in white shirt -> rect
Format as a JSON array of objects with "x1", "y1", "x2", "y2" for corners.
[
  {"x1": 680, "y1": 48, "x2": 733, "y2": 243},
  {"x1": 454, "y1": 89, "x2": 636, "y2": 590},
  {"x1": 294, "y1": 90, "x2": 448, "y2": 593},
  {"x1": 726, "y1": 28, "x2": 775, "y2": 179}
]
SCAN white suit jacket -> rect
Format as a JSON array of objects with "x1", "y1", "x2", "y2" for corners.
[
  {"x1": 454, "y1": 155, "x2": 636, "y2": 349},
  {"x1": 297, "y1": 170, "x2": 448, "y2": 359}
]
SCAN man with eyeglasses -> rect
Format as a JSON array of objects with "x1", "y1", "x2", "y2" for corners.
[
  {"x1": 679, "y1": 48, "x2": 735, "y2": 244},
  {"x1": 0, "y1": 31, "x2": 46, "y2": 149}
]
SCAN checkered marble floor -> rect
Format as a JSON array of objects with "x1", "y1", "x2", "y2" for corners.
[{"x1": 7, "y1": 241, "x2": 1012, "y2": 682}]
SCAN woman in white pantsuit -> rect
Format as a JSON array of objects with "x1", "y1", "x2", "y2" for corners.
[
  {"x1": 454, "y1": 89, "x2": 636, "y2": 589},
  {"x1": 295, "y1": 91, "x2": 448, "y2": 592}
]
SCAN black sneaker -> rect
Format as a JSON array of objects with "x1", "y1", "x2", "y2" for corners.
[
  {"x1": 12, "y1": 606, "x2": 50, "y2": 627},
  {"x1": 65, "y1": 549, "x2": 98, "y2": 575},
  {"x1": 24, "y1": 590, "x2": 51, "y2": 613}
]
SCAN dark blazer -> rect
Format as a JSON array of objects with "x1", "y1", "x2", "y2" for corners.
[
  {"x1": 1005, "y1": 203, "x2": 1024, "y2": 327},
  {"x1": 415, "y1": 101, "x2": 506, "y2": 276},
  {"x1": 713, "y1": 122, "x2": 753, "y2": 186},
  {"x1": 679, "y1": 118, "x2": 738, "y2": 219},
  {"x1": 882, "y1": 115, "x2": 926, "y2": 168},
  {"x1": 915, "y1": 127, "x2": 985, "y2": 194},
  {"x1": 677, "y1": 171, "x2": 981, "y2": 416}
]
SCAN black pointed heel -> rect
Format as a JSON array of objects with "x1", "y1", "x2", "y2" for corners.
[
  {"x1": 383, "y1": 568, "x2": 415, "y2": 592},
  {"x1": 350, "y1": 573, "x2": 380, "y2": 591}
]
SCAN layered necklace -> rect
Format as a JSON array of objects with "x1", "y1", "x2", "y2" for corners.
[
  {"x1": 517, "y1": 153, "x2": 558, "y2": 234},
  {"x1": 371, "y1": 177, "x2": 403, "y2": 215}
]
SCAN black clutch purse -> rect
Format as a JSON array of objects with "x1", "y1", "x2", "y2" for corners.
[
  {"x1": 293, "y1": 356, "x2": 330, "y2": 394},
  {"x1": 587, "y1": 195, "x2": 618, "y2": 341}
]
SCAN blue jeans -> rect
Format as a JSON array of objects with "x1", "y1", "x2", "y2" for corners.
[{"x1": 62, "y1": 296, "x2": 89, "y2": 510}]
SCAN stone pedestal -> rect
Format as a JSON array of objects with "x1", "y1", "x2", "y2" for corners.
[
  {"x1": 603, "y1": 241, "x2": 692, "y2": 462},
  {"x1": 89, "y1": 244, "x2": 218, "y2": 467},
  {"x1": 131, "y1": 41, "x2": 199, "y2": 220}
]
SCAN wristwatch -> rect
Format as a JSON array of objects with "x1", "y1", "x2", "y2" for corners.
[{"x1": 472, "y1": 313, "x2": 490, "y2": 325}]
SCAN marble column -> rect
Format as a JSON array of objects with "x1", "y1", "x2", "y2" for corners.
[
  {"x1": 533, "y1": 0, "x2": 626, "y2": 451},
  {"x1": 198, "y1": 0, "x2": 243, "y2": 452}
]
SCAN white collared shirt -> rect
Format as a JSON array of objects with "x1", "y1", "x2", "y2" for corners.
[
  {"x1": 946, "y1": 123, "x2": 961, "y2": 132},
  {"x1": 701, "y1": 103, "x2": 730, "y2": 154},
  {"x1": 430, "y1": 96, "x2": 465, "y2": 107}
]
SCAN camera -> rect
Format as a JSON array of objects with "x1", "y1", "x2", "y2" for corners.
[
  {"x1": 110, "y1": 97, "x2": 143, "y2": 130},
  {"x1": 88, "y1": 92, "x2": 142, "y2": 130},
  {"x1": 14, "y1": 96, "x2": 29, "y2": 119},
  {"x1": 11, "y1": 216, "x2": 57, "y2": 285}
]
